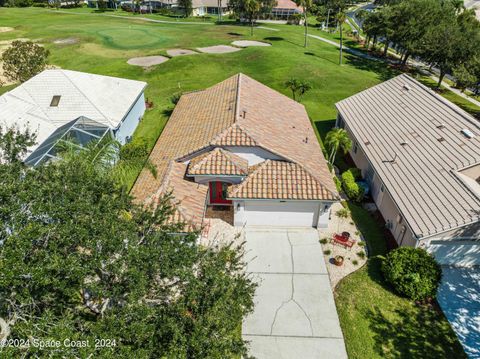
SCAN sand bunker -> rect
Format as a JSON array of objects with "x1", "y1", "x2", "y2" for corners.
[
  {"x1": 167, "y1": 48, "x2": 198, "y2": 57},
  {"x1": 0, "y1": 27, "x2": 14, "y2": 33},
  {"x1": 53, "y1": 38, "x2": 78, "y2": 45},
  {"x1": 231, "y1": 40, "x2": 271, "y2": 47},
  {"x1": 127, "y1": 55, "x2": 169, "y2": 67},
  {"x1": 197, "y1": 45, "x2": 241, "y2": 54}
]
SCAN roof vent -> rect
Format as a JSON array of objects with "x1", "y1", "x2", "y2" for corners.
[
  {"x1": 402, "y1": 84, "x2": 411, "y2": 91},
  {"x1": 364, "y1": 140, "x2": 371, "y2": 146},
  {"x1": 50, "y1": 95, "x2": 61, "y2": 107},
  {"x1": 400, "y1": 141, "x2": 408, "y2": 146},
  {"x1": 436, "y1": 124, "x2": 446, "y2": 130},
  {"x1": 437, "y1": 137, "x2": 445, "y2": 142},
  {"x1": 461, "y1": 129, "x2": 475, "y2": 139}
]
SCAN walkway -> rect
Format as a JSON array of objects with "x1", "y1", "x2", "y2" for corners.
[{"x1": 242, "y1": 228, "x2": 347, "y2": 359}]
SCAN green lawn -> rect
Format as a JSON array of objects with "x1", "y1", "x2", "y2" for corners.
[
  {"x1": 0, "y1": 7, "x2": 391, "y2": 185},
  {"x1": 335, "y1": 203, "x2": 466, "y2": 359},
  {"x1": 0, "y1": 7, "x2": 470, "y2": 357}
]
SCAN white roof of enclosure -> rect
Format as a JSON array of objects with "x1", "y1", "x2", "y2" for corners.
[{"x1": 0, "y1": 69, "x2": 146, "y2": 159}]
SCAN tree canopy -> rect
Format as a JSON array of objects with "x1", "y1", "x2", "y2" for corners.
[
  {"x1": 0, "y1": 129, "x2": 256, "y2": 358},
  {"x1": 1, "y1": 40, "x2": 49, "y2": 83},
  {"x1": 362, "y1": 0, "x2": 480, "y2": 87}
]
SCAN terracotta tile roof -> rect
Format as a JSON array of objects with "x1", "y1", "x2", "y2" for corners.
[
  {"x1": 211, "y1": 124, "x2": 258, "y2": 146},
  {"x1": 187, "y1": 148, "x2": 248, "y2": 176},
  {"x1": 228, "y1": 160, "x2": 336, "y2": 200},
  {"x1": 151, "y1": 162, "x2": 208, "y2": 231},
  {"x1": 131, "y1": 73, "x2": 338, "y2": 229},
  {"x1": 131, "y1": 75, "x2": 238, "y2": 203}
]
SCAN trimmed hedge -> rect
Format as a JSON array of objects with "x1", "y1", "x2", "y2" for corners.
[
  {"x1": 341, "y1": 169, "x2": 364, "y2": 202},
  {"x1": 381, "y1": 247, "x2": 442, "y2": 301}
]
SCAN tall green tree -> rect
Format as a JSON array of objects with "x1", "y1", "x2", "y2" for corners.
[
  {"x1": 1, "y1": 40, "x2": 49, "y2": 83},
  {"x1": 337, "y1": 11, "x2": 346, "y2": 65},
  {"x1": 229, "y1": 0, "x2": 277, "y2": 35},
  {"x1": 0, "y1": 129, "x2": 256, "y2": 357},
  {"x1": 178, "y1": 0, "x2": 193, "y2": 17},
  {"x1": 284, "y1": 78, "x2": 311, "y2": 101},
  {"x1": 295, "y1": 0, "x2": 312, "y2": 47},
  {"x1": 325, "y1": 127, "x2": 351, "y2": 166}
]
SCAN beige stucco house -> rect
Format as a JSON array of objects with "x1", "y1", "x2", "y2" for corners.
[
  {"x1": 132, "y1": 74, "x2": 338, "y2": 232},
  {"x1": 336, "y1": 74, "x2": 480, "y2": 266}
]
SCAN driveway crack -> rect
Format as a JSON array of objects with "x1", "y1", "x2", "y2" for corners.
[{"x1": 269, "y1": 231, "x2": 314, "y2": 336}]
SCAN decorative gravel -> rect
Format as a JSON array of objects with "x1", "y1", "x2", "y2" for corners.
[
  {"x1": 196, "y1": 45, "x2": 241, "y2": 54},
  {"x1": 166, "y1": 48, "x2": 198, "y2": 57},
  {"x1": 127, "y1": 55, "x2": 169, "y2": 67},
  {"x1": 231, "y1": 40, "x2": 271, "y2": 47}
]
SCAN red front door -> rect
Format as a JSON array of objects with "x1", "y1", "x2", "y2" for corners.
[{"x1": 209, "y1": 181, "x2": 232, "y2": 205}]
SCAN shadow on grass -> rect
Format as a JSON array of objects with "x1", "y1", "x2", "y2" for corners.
[
  {"x1": 304, "y1": 51, "x2": 338, "y2": 66},
  {"x1": 367, "y1": 305, "x2": 467, "y2": 359},
  {"x1": 264, "y1": 36, "x2": 284, "y2": 41},
  {"x1": 162, "y1": 108, "x2": 173, "y2": 117},
  {"x1": 228, "y1": 32, "x2": 243, "y2": 36},
  {"x1": 345, "y1": 54, "x2": 399, "y2": 82},
  {"x1": 314, "y1": 118, "x2": 335, "y2": 141}
]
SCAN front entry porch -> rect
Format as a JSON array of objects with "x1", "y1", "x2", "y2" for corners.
[
  {"x1": 205, "y1": 205, "x2": 234, "y2": 225},
  {"x1": 209, "y1": 181, "x2": 232, "y2": 205}
]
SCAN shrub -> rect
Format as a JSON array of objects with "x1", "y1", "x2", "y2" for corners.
[
  {"x1": 349, "y1": 167, "x2": 362, "y2": 180},
  {"x1": 319, "y1": 238, "x2": 328, "y2": 245},
  {"x1": 352, "y1": 260, "x2": 358, "y2": 266},
  {"x1": 333, "y1": 176, "x2": 342, "y2": 192},
  {"x1": 120, "y1": 139, "x2": 150, "y2": 161},
  {"x1": 341, "y1": 170, "x2": 365, "y2": 202},
  {"x1": 357, "y1": 251, "x2": 366, "y2": 259},
  {"x1": 335, "y1": 208, "x2": 350, "y2": 219},
  {"x1": 323, "y1": 249, "x2": 331, "y2": 255},
  {"x1": 381, "y1": 247, "x2": 442, "y2": 301},
  {"x1": 170, "y1": 92, "x2": 183, "y2": 105}
]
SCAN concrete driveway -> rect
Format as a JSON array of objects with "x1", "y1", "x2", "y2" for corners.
[
  {"x1": 437, "y1": 267, "x2": 480, "y2": 358},
  {"x1": 242, "y1": 228, "x2": 347, "y2": 359}
]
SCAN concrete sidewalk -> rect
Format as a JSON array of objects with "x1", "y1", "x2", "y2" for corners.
[{"x1": 242, "y1": 228, "x2": 347, "y2": 359}]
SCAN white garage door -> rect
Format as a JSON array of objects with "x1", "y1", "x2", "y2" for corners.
[
  {"x1": 427, "y1": 241, "x2": 480, "y2": 267},
  {"x1": 243, "y1": 201, "x2": 319, "y2": 227}
]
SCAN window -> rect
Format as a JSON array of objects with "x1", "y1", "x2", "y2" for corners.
[
  {"x1": 50, "y1": 95, "x2": 61, "y2": 107},
  {"x1": 353, "y1": 142, "x2": 358, "y2": 154},
  {"x1": 380, "y1": 184, "x2": 384, "y2": 192}
]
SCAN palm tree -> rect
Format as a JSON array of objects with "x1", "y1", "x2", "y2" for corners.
[
  {"x1": 285, "y1": 78, "x2": 301, "y2": 101},
  {"x1": 284, "y1": 78, "x2": 311, "y2": 102},
  {"x1": 298, "y1": 81, "x2": 312, "y2": 101},
  {"x1": 337, "y1": 11, "x2": 346, "y2": 65},
  {"x1": 295, "y1": 0, "x2": 313, "y2": 47},
  {"x1": 244, "y1": 0, "x2": 261, "y2": 36},
  {"x1": 324, "y1": 128, "x2": 351, "y2": 167}
]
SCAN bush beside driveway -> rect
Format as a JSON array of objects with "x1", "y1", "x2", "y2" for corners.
[{"x1": 334, "y1": 203, "x2": 466, "y2": 359}]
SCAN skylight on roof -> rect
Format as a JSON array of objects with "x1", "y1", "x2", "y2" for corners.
[{"x1": 50, "y1": 95, "x2": 61, "y2": 107}]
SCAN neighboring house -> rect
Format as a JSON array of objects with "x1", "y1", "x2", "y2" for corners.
[
  {"x1": 132, "y1": 73, "x2": 338, "y2": 231},
  {"x1": 336, "y1": 74, "x2": 480, "y2": 266},
  {"x1": 270, "y1": 0, "x2": 303, "y2": 19},
  {"x1": 0, "y1": 69, "x2": 147, "y2": 166},
  {"x1": 192, "y1": 0, "x2": 229, "y2": 16}
]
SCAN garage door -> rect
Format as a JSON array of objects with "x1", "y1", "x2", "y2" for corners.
[
  {"x1": 243, "y1": 201, "x2": 319, "y2": 227},
  {"x1": 427, "y1": 240, "x2": 480, "y2": 266}
]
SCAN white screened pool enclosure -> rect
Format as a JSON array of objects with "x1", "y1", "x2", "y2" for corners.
[{"x1": 24, "y1": 116, "x2": 112, "y2": 167}]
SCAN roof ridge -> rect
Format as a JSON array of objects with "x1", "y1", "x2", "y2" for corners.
[
  {"x1": 190, "y1": 147, "x2": 221, "y2": 172},
  {"x1": 228, "y1": 159, "x2": 272, "y2": 197},
  {"x1": 401, "y1": 74, "x2": 480, "y2": 130},
  {"x1": 234, "y1": 73, "x2": 241, "y2": 122},
  {"x1": 60, "y1": 70, "x2": 115, "y2": 128},
  {"x1": 219, "y1": 147, "x2": 248, "y2": 173}
]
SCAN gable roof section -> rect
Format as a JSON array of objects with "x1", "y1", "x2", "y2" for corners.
[
  {"x1": 131, "y1": 73, "x2": 338, "y2": 228},
  {"x1": 228, "y1": 160, "x2": 336, "y2": 200},
  {"x1": 187, "y1": 148, "x2": 248, "y2": 176},
  {"x1": 336, "y1": 73, "x2": 480, "y2": 238},
  {"x1": 131, "y1": 75, "x2": 238, "y2": 203}
]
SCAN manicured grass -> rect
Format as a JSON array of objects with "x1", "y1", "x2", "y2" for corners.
[
  {"x1": 335, "y1": 203, "x2": 466, "y2": 359},
  {"x1": 0, "y1": 7, "x2": 391, "y2": 186}
]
